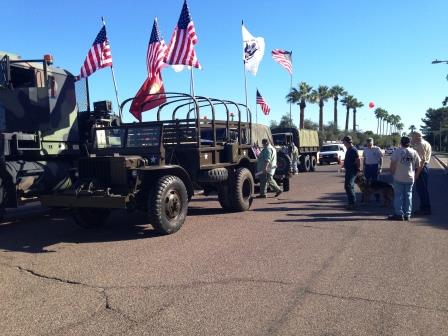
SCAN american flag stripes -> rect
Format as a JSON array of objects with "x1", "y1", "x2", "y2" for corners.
[
  {"x1": 78, "y1": 26, "x2": 112, "y2": 79},
  {"x1": 271, "y1": 49, "x2": 292, "y2": 74},
  {"x1": 164, "y1": 0, "x2": 201, "y2": 69},
  {"x1": 256, "y1": 90, "x2": 271, "y2": 115},
  {"x1": 146, "y1": 18, "x2": 167, "y2": 78}
]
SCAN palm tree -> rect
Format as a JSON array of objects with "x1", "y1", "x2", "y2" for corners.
[
  {"x1": 409, "y1": 124, "x2": 416, "y2": 134},
  {"x1": 374, "y1": 108, "x2": 383, "y2": 135},
  {"x1": 382, "y1": 110, "x2": 389, "y2": 136},
  {"x1": 352, "y1": 100, "x2": 364, "y2": 132},
  {"x1": 329, "y1": 85, "x2": 347, "y2": 131},
  {"x1": 442, "y1": 97, "x2": 448, "y2": 106},
  {"x1": 396, "y1": 122, "x2": 404, "y2": 134},
  {"x1": 286, "y1": 82, "x2": 313, "y2": 129},
  {"x1": 309, "y1": 85, "x2": 332, "y2": 131},
  {"x1": 340, "y1": 95, "x2": 355, "y2": 132},
  {"x1": 392, "y1": 115, "x2": 401, "y2": 134}
]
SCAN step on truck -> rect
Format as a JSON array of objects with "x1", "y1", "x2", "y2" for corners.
[
  {"x1": 41, "y1": 93, "x2": 290, "y2": 234},
  {"x1": 271, "y1": 127, "x2": 320, "y2": 173},
  {"x1": 0, "y1": 52, "x2": 115, "y2": 221}
]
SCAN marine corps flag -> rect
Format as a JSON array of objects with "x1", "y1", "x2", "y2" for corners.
[
  {"x1": 242, "y1": 23, "x2": 265, "y2": 76},
  {"x1": 130, "y1": 74, "x2": 166, "y2": 121}
]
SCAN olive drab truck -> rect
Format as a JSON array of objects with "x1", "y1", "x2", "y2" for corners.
[
  {"x1": 0, "y1": 52, "x2": 115, "y2": 220},
  {"x1": 271, "y1": 127, "x2": 320, "y2": 173},
  {"x1": 41, "y1": 93, "x2": 274, "y2": 235}
]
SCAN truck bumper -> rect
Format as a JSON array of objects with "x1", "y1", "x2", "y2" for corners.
[{"x1": 40, "y1": 193, "x2": 128, "y2": 209}]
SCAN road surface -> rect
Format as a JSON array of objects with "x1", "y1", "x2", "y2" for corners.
[{"x1": 0, "y1": 157, "x2": 447, "y2": 336}]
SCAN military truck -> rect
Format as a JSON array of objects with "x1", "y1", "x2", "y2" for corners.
[
  {"x1": 0, "y1": 52, "x2": 116, "y2": 220},
  {"x1": 41, "y1": 94, "x2": 292, "y2": 234},
  {"x1": 271, "y1": 127, "x2": 319, "y2": 172}
]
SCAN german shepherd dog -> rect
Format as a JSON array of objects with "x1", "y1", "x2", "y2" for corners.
[{"x1": 354, "y1": 174, "x2": 394, "y2": 206}]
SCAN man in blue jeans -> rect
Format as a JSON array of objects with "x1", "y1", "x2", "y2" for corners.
[
  {"x1": 342, "y1": 135, "x2": 360, "y2": 209},
  {"x1": 388, "y1": 136, "x2": 422, "y2": 221},
  {"x1": 411, "y1": 131, "x2": 432, "y2": 215}
]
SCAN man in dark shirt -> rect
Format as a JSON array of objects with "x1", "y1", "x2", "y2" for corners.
[{"x1": 342, "y1": 135, "x2": 360, "y2": 209}]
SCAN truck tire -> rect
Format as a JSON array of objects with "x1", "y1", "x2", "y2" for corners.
[
  {"x1": 229, "y1": 167, "x2": 254, "y2": 212},
  {"x1": 198, "y1": 168, "x2": 228, "y2": 183},
  {"x1": 310, "y1": 156, "x2": 317, "y2": 172},
  {"x1": 149, "y1": 175, "x2": 188, "y2": 235},
  {"x1": 73, "y1": 208, "x2": 111, "y2": 229},
  {"x1": 304, "y1": 155, "x2": 311, "y2": 172},
  {"x1": 299, "y1": 156, "x2": 306, "y2": 172},
  {"x1": 217, "y1": 185, "x2": 232, "y2": 211},
  {"x1": 276, "y1": 152, "x2": 292, "y2": 175}
]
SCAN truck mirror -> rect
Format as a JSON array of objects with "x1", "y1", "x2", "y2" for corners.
[{"x1": 0, "y1": 55, "x2": 11, "y2": 88}]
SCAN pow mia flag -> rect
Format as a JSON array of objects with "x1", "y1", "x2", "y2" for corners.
[{"x1": 242, "y1": 23, "x2": 265, "y2": 75}]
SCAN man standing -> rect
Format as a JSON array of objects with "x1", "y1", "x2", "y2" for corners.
[
  {"x1": 388, "y1": 136, "x2": 422, "y2": 221},
  {"x1": 411, "y1": 131, "x2": 432, "y2": 215},
  {"x1": 290, "y1": 142, "x2": 299, "y2": 174},
  {"x1": 256, "y1": 138, "x2": 282, "y2": 198},
  {"x1": 342, "y1": 135, "x2": 360, "y2": 209},
  {"x1": 363, "y1": 138, "x2": 383, "y2": 201}
]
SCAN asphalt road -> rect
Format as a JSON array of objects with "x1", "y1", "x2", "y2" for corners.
[{"x1": 1, "y1": 157, "x2": 447, "y2": 336}]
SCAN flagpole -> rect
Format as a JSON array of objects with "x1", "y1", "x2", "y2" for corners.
[
  {"x1": 102, "y1": 17, "x2": 122, "y2": 121},
  {"x1": 289, "y1": 51, "x2": 293, "y2": 127},
  {"x1": 190, "y1": 67, "x2": 195, "y2": 97}
]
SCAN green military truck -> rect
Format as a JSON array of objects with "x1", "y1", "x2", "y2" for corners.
[
  {"x1": 0, "y1": 51, "x2": 116, "y2": 220},
  {"x1": 271, "y1": 127, "x2": 320, "y2": 172},
  {"x1": 41, "y1": 94, "x2": 286, "y2": 234}
]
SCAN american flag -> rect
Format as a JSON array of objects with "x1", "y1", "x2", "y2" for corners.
[
  {"x1": 147, "y1": 18, "x2": 167, "y2": 78},
  {"x1": 164, "y1": 0, "x2": 201, "y2": 69},
  {"x1": 271, "y1": 49, "x2": 292, "y2": 74},
  {"x1": 78, "y1": 26, "x2": 112, "y2": 79},
  {"x1": 256, "y1": 90, "x2": 271, "y2": 115}
]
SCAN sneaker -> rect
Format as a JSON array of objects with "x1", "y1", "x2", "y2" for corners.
[
  {"x1": 387, "y1": 214, "x2": 404, "y2": 221},
  {"x1": 256, "y1": 194, "x2": 267, "y2": 199},
  {"x1": 275, "y1": 190, "x2": 283, "y2": 197}
]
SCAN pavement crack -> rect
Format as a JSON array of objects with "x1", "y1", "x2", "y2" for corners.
[
  {"x1": 16, "y1": 265, "x2": 86, "y2": 286},
  {"x1": 305, "y1": 289, "x2": 448, "y2": 314}
]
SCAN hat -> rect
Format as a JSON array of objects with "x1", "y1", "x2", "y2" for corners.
[
  {"x1": 366, "y1": 138, "x2": 373, "y2": 143},
  {"x1": 400, "y1": 136, "x2": 411, "y2": 146},
  {"x1": 342, "y1": 135, "x2": 352, "y2": 143}
]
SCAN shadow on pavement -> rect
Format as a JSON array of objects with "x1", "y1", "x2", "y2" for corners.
[{"x1": 0, "y1": 209, "x2": 163, "y2": 254}]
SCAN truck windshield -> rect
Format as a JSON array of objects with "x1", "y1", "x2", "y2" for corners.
[
  {"x1": 95, "y1": 128, "x2": 125, "y2": 149},
  {"x1": 321, "y1": 145, "x2": 340, "y2": 152},
  {"x1": 273, "y1": 134, "x2": 287, "y2": 146}
]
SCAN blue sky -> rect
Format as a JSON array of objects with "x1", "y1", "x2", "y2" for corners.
[{"x1": 3, "y1": 0, "x2": 448, "y2": 132}]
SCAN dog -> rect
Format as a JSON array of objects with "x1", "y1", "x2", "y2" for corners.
[{"x1": 354, "y1": 174, "x2": 394, "y2": 206}]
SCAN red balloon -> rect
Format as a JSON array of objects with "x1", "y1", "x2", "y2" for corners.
[{"x1": 368, "y1": 102, "x2": 375, "y2": 108}]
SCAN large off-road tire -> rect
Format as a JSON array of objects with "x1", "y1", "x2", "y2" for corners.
[
  {"x1": 310, "y1": 155, "x2": 317, "y2": 172},
  {"x1": 229, "y1": 167, "x2": 254, "y2": 212},
  {"x1": 304, "y1": 155, "x2": 311, "y2": 172},
  {"x1": 148, "y1": 175, "x2": 188, "y2": 235},
  {"x1": 72, "y1": 208, "x2": 111, "y2": 229},
  {"x1": 198, "y1": 168, "x2": 228, "y2": 183},
  {"x1": 217, "y1": 185, "x2": 232, "y2": 211},
  {"x1": 276, "y1": 152, "x2": 292, "y2": 175},
  {"x1": 299, "y1": 156, "x2": 306, "y2": 172}
]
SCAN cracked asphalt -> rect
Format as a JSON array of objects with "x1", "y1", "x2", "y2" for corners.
[{"x1": 0, "y1": 157, "x2": 447, "y2": 336}]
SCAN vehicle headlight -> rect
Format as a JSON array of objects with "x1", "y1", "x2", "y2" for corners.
[{"x1": 131, "y1": 170, "x2": 138, "y2": 179}]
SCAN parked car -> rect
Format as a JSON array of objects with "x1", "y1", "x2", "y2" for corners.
[{"x1": 319, "y1": 143, "x2": 346, "y2": 165}]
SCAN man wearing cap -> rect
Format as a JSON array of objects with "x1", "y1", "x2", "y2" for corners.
[
  {"x1": 363, "y1": 138, "x2": 383, "y2": 201},
  {"x1": 342, "y1": 135, "x2": 360, "y2": 209},
  {"x1": 411, "y1": 131, "x2": 432, "y2": 215},
  {"x1": 388, "y1": 136, "x2": 422, "y2": 221},
  {"x1": 256, "y1": 138, "x2": 283, "y2": 199}
]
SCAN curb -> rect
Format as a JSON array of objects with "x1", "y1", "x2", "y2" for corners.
[{"x1": 433, "y1": 155, "x2": 448, "y2": 170}]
